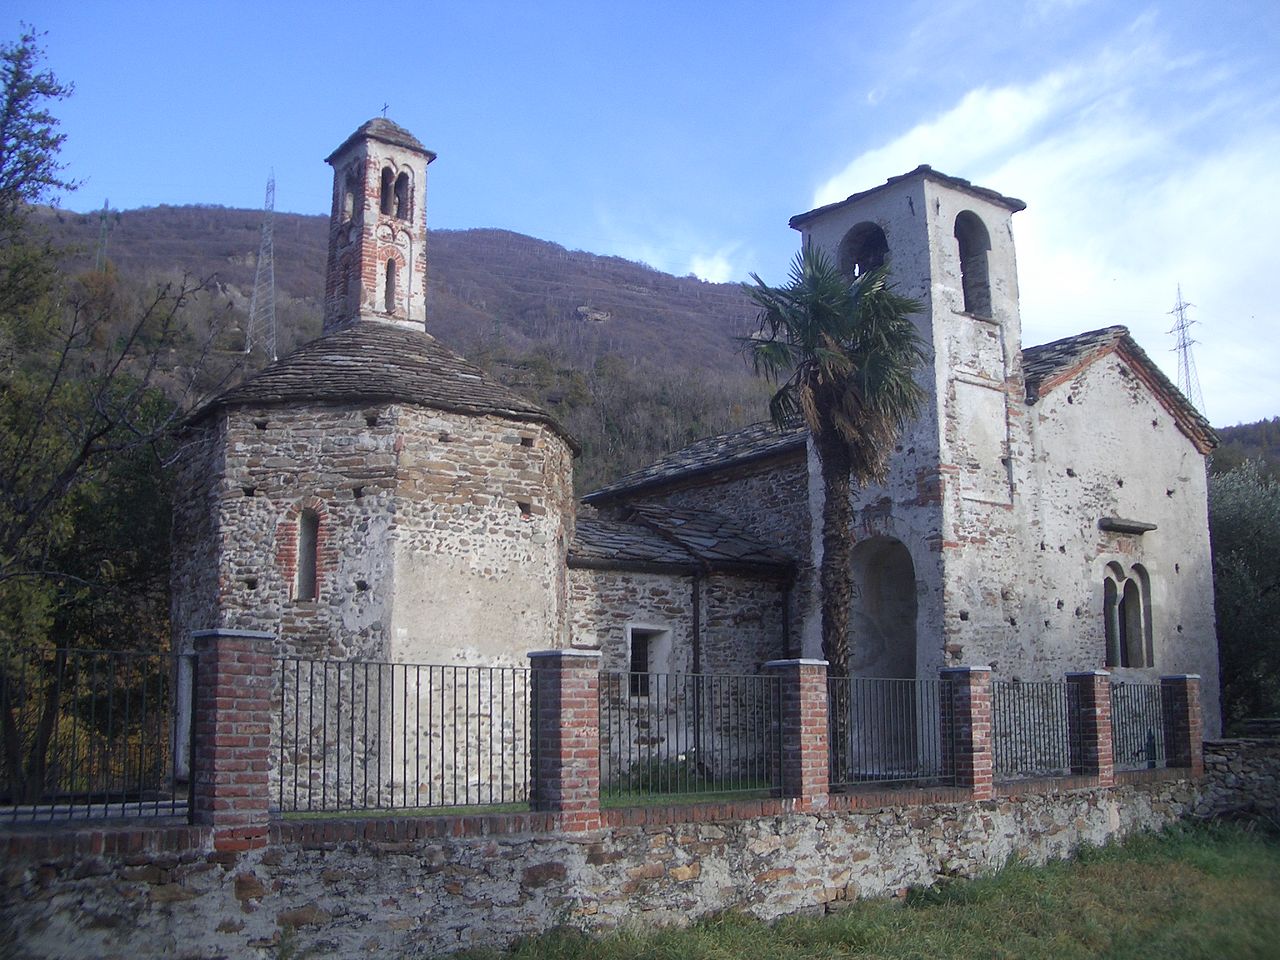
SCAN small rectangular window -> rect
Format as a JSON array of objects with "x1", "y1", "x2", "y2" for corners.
[{"x1": 629, "y1": 633, "x2": 650, "y2": 697}]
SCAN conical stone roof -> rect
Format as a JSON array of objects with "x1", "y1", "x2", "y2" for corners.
[{"x1": 191, "y1": 322, "x2": 577, "y2": 449}]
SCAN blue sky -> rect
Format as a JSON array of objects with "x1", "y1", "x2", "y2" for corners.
[{"x1": 9, "y1": 1, "x2": 1279, "y2": 425}]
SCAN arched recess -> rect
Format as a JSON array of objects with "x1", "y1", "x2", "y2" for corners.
[
  {"x1": 275, "y1": 497, "x2": 329, "y2": 603},
  {"x1": 836, "y1": 536, "x2": 921, "y2": 781},
  {"x1": 849, "y1": 537, "x2": 918, "y2": 678},
  {"x1": 1104, "y1": 561, "x2": 1153, "y2": 668},
  {"x1": 394, "y1": 171, "x2": 411, "y2": 220},
  {"x1": 953, "y1": 210, "x2": 992, "y2": 317},
  {"x1": 380, "y1": 166, "x2": 395, "y2": 216},
  {"x1": 837, "y1": 222, "x2": 889, "y2": 280}
]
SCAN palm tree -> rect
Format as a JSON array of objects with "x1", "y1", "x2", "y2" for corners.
[{"x1": 743, "y1": 244, "x2": 926, "y2": 677}]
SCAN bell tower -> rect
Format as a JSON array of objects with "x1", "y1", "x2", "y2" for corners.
[{"x1": 322, "y1": 118, "x2": 436, "y2": 334}]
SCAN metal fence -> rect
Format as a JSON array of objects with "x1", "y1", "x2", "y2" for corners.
[
  {"x1": 828, "y1": 676, "x2": 954, "y2": 788},
  {"x1": 276, "y1": 659, "x2": 531, "y2": 813},
  {"x1": 0, "y1": 647, "x2": 193, "y2": 823},
  {"x1": 598, "y1": 671, "x2": 781, "y2": 802},
  {"x1": 1110, "y1": 681, "x2": 1167, "y2": 771},
  {"x1": 992, "y1": 679, "x2": 1079, "y2": 781}
]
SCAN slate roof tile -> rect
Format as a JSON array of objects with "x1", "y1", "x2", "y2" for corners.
[
  {"x1": 570, "y1": 505, "x2": 792, "y2": 576},
  {"x1": 583, "y1": 420, "x2": 806, "y2": 504},
  {"x1": 1023, "y1": 325, "x2": 1216, "y2": 451},
  {"x1": 326, "y1": 118, "x2": 436, "y2": 162},
  {"x1": 189, "y1": 322, "x2": 576, "y2": 448}
]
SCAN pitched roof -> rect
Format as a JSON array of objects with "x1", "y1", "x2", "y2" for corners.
[
  {"x1": 325, "y1": 118, "x2": 436, "y2": 163},
  {"x1": 1023, "y1": 325, "x2": 1216, "y2": 454},
  {"x1": 189, "y1": 321, "x2": 577, "y2": 449},
  {"x1": 789, "y1": 165, "x2": 1026, "y2": 230},
  {"x1": 582, "y1": 420, "x2": 806, "y2": 505},
  {"x1": 570, "y1": 505, "x2": 792, "y2": 577}
]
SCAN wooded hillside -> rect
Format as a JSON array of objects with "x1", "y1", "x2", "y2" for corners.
[{"x1": 38, "y1": 204, "x2": 772, "y2": 491}]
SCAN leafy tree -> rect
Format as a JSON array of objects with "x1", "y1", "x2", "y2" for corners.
[
  {"x1": 1209, "y1": 460, "x2": 1280, "y2": 724},
  {"x1": 0, "y1": 29, "x2": 220, "y2": 801},
  {"x1": 742, "y1": 245, "x2": 926, "y2": 676}
]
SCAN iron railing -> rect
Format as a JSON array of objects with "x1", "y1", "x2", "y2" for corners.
[
  {"x1": 0, "y1": 647, "x2": 193, "y2": 823},
  {"x1": 598, "y1": 671, "x2": 781, "y2": 802},
  {"x1": 1110, "y1": 681, "x2": 1167, "y2": 770},
  {"x1": 992, "y1": 679, "x2": 1079, "y2": 781},
  {"x1": 828, "y1": 676, "x2": 955, "y2": 788},
  {"x1": 276, "y1": 659, "x2": 531, "y2": 813}
]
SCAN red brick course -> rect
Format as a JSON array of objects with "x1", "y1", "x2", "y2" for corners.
[
  {"x1": 765, "y1": 659, "x2": 830, "y2": 810},
  {"x1": 529, "y1": 650, "x2": 603, "y2": 830},
  {"x1": 941, "y1": 667, "x2": 993, "y2": 800},
  {"x1": 1067, "y1": 671, "x2": 1115, "y2": 786},
  {"x1": 192, "y1": 630, "x2": 275, "y2": 851}
]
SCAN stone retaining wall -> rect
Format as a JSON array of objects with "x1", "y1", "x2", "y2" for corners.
[
  {"x1": 3, "y1": 776, "x2": 1199, "y2": 959},
  {"x1": 1197, "y1": 734, "x2": 1280, "y2": 819}
]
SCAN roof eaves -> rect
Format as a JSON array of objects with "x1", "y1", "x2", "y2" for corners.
[
  {"x1": 789, "y1": 165, "x2": 1026, "y2": 230},
  {"x1": 583, "y1": 433, "x2": 806, "y2": 505}
]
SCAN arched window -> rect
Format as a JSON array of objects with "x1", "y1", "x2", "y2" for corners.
[
  {"x1": 297, "y1": 509, "x2": 319, "y2": 601},
  {"x1": 394, "y1": 171, "x2": 410, "y2": 220},
  {"x1": 384, "y1": 259, "x2": 397, "y2": 315},
  {"x1": 954, "y1": 211, "x2": 992, "y2": 317},
  {"x1": 1104, "y1": 562, "x2": 1153, "y2": 667},
  {"x1": 837, "y1": 222, "x2": 889, "y2": 280},
  {"x1": 380, "y1": 167, "x2": 394, "y2": 216}
]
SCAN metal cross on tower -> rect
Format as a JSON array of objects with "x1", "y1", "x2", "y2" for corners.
[
  {"x1": 246, "y1": 174, "x2": 278, "y2": 361},
  {"x1": 1168, "y1": 284, "x2": 1205, "y2": 417}
]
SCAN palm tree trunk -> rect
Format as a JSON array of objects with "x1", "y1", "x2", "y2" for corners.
[
  {"x1": 816, "y1": 432, "x2": 853, "y2": 785},
  {"x1": 817, "y1": 435, "x2": 853, "y2": 678}
]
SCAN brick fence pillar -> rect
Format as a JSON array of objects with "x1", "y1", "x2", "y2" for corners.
[
  {"x1": 1162, "y1": 674, "x2": 1204, "y2": 775},
  {"x1": 764, "y1": 659, "x2": 829, "y2": 811},
  {"x1": 191, "y1": 629, "x2": 274, "y2": 851},
  {"x1": 940, "y1": 666, "x2": 993, "y2": 800},
  {"x1": 1067, "y1": 670, "x2": 1114, "y2": 786},
  {"x1": 529, "y1": 650, "x2": 601, "y2": 830}
]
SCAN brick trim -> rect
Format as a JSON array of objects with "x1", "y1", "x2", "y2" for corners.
[
  {"x1": 765, "y1": 659, "x2": 829, "y2": 810},
  {"x1": 528, "y1": 650, "x2": 602, "y2": 830},
  {"x1": 192, "y1": 629, "x2": 275, "y2": 851},
  {"x1": 275, "y1": 496, "x2": 333, "y2": 603},
  {"x1": 1067, "y1": 671, "x2": 1114, "y2": 786},
  {"x1": 1162, "y1": 675, "x2": 1204, "y2": 775},
  {"x1": 940, "y1": 667, "x2": 993, "y2": 800}
]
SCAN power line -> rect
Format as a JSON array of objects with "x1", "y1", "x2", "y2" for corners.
[
  {"x1": 246, "y1": 173, "x2": 278, "y2": 361},
  {"x1": 1168, "y1": 284, "x2": 1205, "y2": 417}
]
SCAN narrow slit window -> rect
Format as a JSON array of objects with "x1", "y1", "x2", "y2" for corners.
[
  {"x1": 296, "y1": 509, "x2": 319, "y2": 601},
  {"x1": 384, "y1": 259, "x2": 397, "y2": 315}
]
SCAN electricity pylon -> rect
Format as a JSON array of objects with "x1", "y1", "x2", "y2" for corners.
[
  {"x1": 246, "y1": 174, "x2": 278, "y2": 361},
  {"x1": 1168, "y1": 284, "x2": 1205, "y2": 417}
]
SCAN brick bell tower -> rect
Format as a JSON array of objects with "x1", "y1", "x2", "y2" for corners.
[{"x1": 322, "y1": 118, "x2": 436, "y2": 334}]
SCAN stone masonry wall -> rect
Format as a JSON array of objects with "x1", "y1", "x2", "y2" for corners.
[
  {"x1": 567, "y1": 569, "x2": 786, "y2": 676},
  {"x1": 170, "y1": 401, "x2": 575, "y2": 666},
  {"x1": 1196, "y1": 735, "x2": 1280, "y2": 818},
  {"x1": 390, "y1": 406, "x2": 576, "y2": 666},
  {"x1": 3, "y1": 777, "x2": 1200, "y2": 959},
  {"x1": 640, "y1": 454, "x2": 809, "y2": 658},
  {"x1": 170, "y1": 418, "x2": 226, "y2": 657}
]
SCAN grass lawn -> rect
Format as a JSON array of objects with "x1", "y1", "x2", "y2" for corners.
[{"x1": 455, "y1": 822, "x2": 1280, "y2": 960}]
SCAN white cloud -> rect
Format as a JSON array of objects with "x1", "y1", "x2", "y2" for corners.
[
  {"x1": 809, "y1": 33, "x2": 1280, "y2": 425},
  {"x1": 688, "y1": 249, "x2": 740, "y2": 284}
]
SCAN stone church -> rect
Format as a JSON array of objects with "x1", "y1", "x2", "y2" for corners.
[{"x1": 171, "y1": 119, "x2": 1221, "y2": 736}]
